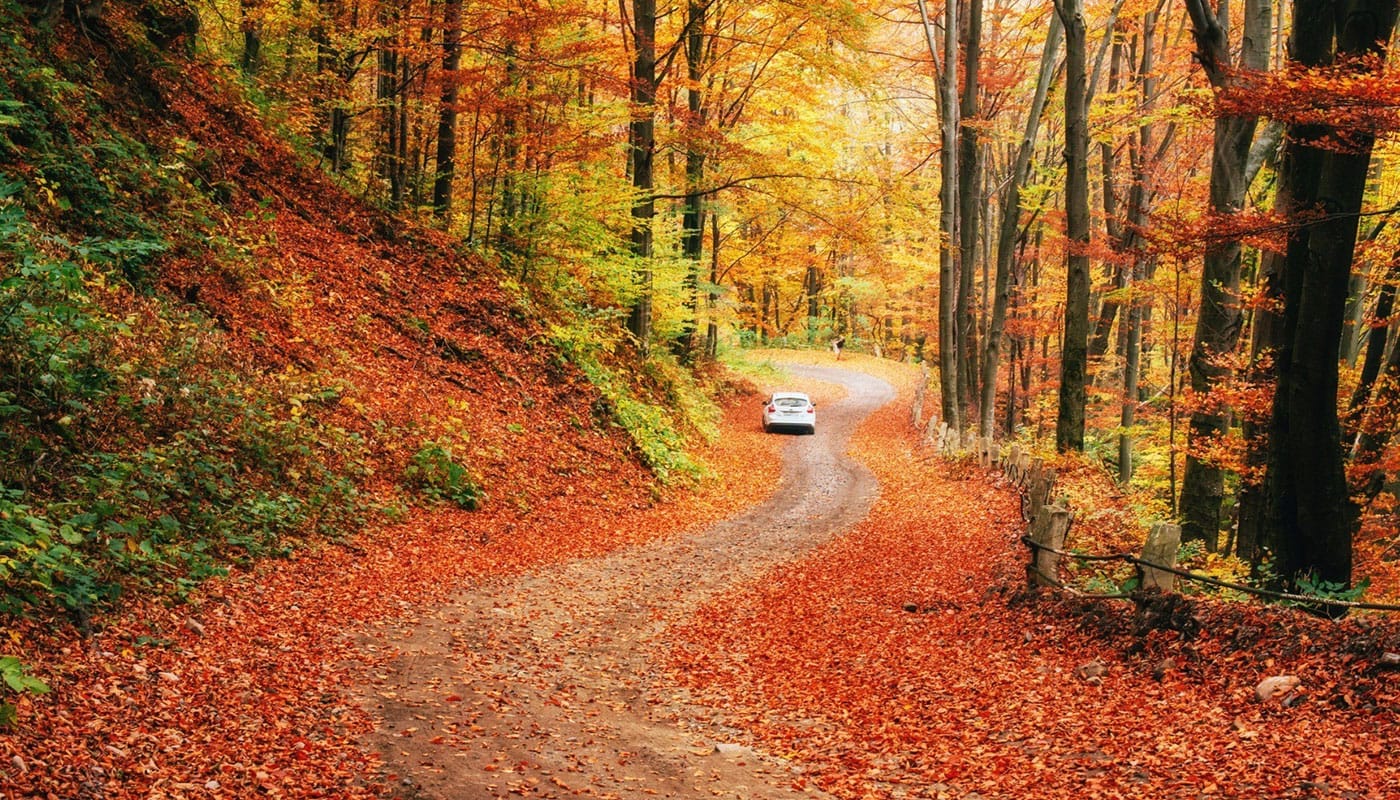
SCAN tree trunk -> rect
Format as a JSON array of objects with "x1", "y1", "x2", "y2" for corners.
[
  {"x1": 431, "y1": 0, "x2": 462, "y2": 218},
  {"x1": 240, "y1": 0, "x2": 263, "y2": 75},
  {"x1": 1179, "y1": 0, "x2": 1269, "y2": 550},
  {"x1": 677, "y1": 0, "x2": 707, "y2": 360},
  {"x1": 626, "y1": 0, "x2": 658, "y2": 351},
  {"x1": 1054, "y1": 0, "x2": 1090, "y2": 453},
  {"x1": 980, "y1": 13, "x2": 1061, "y2": 437},
  {"x1": 957, "y1": 0, "x2": 983, "y2": 425},
  {"x1": 940, "y1": 0, "x2": 959, "y2": 431},
  {"x1": 1263, "y1": 0, "x2": 1398, "y2": 594}
]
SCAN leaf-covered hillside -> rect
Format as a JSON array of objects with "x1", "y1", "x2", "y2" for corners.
[{"x1": 0, "y1": 0, "x2": 705, "y2": 625}]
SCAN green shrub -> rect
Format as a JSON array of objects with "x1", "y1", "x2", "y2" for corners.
[
  {"x1": 404, "y1": 442, "x2": 486, "y2": 510},
  {"x1": 0, "y1": 654, "x2": 49, "y2": 729},
  {"x1": 547, "y1": 319, "x2": 707, "y2": 484}
]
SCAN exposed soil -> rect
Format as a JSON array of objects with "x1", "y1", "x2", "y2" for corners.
[{"x1": 359, "y1": 366, "x2": 894, "y2": 799}]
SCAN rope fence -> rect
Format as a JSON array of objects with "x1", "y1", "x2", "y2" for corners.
[{"x1": 911, "y1": 403, "x2": 1400, "y2": 616}]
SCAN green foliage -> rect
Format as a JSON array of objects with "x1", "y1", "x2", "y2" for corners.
[
  {"x1": 1292, "y1": 573, "x2": 1370, "y2": 605},
  {"x1": 0, "y1": 654, "x2": 48, "y2": 729},
  {"x1": 404, "y1": 442, "x2": 486, "y2": 510},
  {"x1": 547, "y1": 319, "x2": 707, "y2": 484}
]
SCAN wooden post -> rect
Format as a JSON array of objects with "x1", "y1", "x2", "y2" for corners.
[
  {"x1": 1139, "y1": 522, "x2": 1182, "y2": 592},
  {"x1": 1026, "y1": 460, "x2": 1056, "y2": 521},
  {"x1": 912, "y1": 381, "x2": 926, "y2": 430},
  {"x1": 1027, "y1": 503, "x2": 1072, "y2": 589},
  {"x1": 1008, "y1": 444, "x2": 1022, "y2": 480},
  {"x1": 923, "y1": 414, "x2": 940, "y2": 447}
]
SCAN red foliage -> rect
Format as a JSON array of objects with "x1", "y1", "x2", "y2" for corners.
[{"x1": 665, "y1": 398, "x2": 1400, "y2": 799}]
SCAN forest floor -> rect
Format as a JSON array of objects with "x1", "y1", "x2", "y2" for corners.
[{"x1": 6, "y1": 355, "x2": 1400, "y2": 800}]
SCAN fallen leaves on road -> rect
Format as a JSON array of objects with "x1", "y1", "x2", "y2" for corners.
[
  {"x1": 0, "y1": 393, "x2": 781, "y2": 800},
  {"x1": 664, "y1": 397, "x2": 1400, "y2": 799}
]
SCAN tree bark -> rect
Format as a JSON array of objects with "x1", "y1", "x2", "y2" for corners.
[
  {"x1": 1179, "y1": 0, "x2": 1269, "y2": 550},
  {"x1": 980, "y1": 12, "x2": 1061, "y2": 437},
  {"x1": 677, "y1": 0, "x2": 708, "y2": 360},
  {"x1": 431, "y1": 0, "x2": 462, "y2": 218},
  {"x1": 916, "y1": 0, "x2": 960, "y2": 432},
  {"x1": 957, "y1": 0, "x2": 983, "y2": 424},
  {"x1": 626, "y1": 0, "x2": 658, "y2": 352},
  {"x1": 1054, "y1": 0, "x2": 1090, "y2": 453},
  {"x1": 1263, "y1": 0, "x2": 1399, "y2": 594}
]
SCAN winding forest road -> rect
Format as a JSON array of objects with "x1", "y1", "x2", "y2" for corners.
[{"x1": 362, "y1": 366, "x2": 892, "y2": 799}]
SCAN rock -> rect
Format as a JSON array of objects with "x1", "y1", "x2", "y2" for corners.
[
  {"x1": 713, "y1": 743, "x2": 751, "y2": 756},
  {"x1": 1255, "y1": 674, "x2": 1301, "y2": 702},
  {"x1": 11, "y1": 755, "x2": 25, "y2": 773},
  {"x1": 1152, "y1": 658, "x2": 1174, "y2": 682},
  {"x1": 1379, "y1": 652, "x2": 1400, "y2": 669},
  {"x1": 1075, "y1": 660, "x2": 1107, "y2": 685},
  {"x1": 185, "y1": 617, "x2": 206, "y2": 636}
]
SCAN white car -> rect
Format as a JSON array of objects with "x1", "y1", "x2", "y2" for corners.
[{"x1": 762, "y1": 391, "x2": 816, "y2": 434}]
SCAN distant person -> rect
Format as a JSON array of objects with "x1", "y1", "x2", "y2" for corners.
[{"x1": 832, "y1": 335, "x2": 846, "y2": 360}]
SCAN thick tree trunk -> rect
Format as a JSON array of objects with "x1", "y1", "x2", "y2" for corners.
[
  {"x1": 1179, "y1": 0, "x2": 1268, "y2": 550},
  {"x1": 1263, "y1": 0, "x2": 1398, "y2": 594},
  {"x1": 1054, "y1": 0, "x2": 1090, "y2": 453}
]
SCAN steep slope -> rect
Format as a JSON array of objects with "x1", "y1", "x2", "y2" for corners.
[
  {"x1": 0, "y1": 4, "x2": 778, "y2": 795},
  {"x1": 0, "y1": 0, "x2": 688, "y2": 624}
]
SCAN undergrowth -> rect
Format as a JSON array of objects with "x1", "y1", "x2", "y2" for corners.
[
  {"x1": 0, "y1": 14, "x2": 369, "y2": 622},
  {"x1": 547, "y1": 317, "x2": 713, "y2": 484}
]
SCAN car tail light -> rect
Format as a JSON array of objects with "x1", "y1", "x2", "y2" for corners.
[
  {"x1": 767, "y1": 405, "x2": 776, "y2": 413},
  {"x1": 807, "y1": 407, "x2": 814, "y2": 413}
]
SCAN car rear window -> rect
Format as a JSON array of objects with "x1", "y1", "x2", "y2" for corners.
[{"x1": 775, "y1": 397, "x2": 808, "y2": 408}]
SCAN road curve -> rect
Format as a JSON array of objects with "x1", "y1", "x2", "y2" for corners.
[{"x1": 364, "y1": 366, "x2": 894, "y2": 799}]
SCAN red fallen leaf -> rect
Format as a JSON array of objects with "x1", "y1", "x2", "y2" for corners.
[{"x1": 444, "y1": 693, "x2": 463, "y2": 702}]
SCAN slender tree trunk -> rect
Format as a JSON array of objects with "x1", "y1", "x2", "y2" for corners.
[
  {"x1": 626, "y1": 0, "x2": 658, "y2": 351},
  {"x1": 240, "y1": 0, "x2": 263, "y2": 74},
  {"x1": 1090, "y1": 34, "x2": 1126, "y2": 368},
  {"x1": 1118, "y1": 7, "x2": 1161, "y2": 485},
  {"x1": 678, "y1": 0, "x2": 707, "y2": 359},
  {"x1": 1345, "y1": 257, "x2": 1398, "y2": 439},
  {"x1": 980, "y1": 13, "x2": 1061, "y2": 436},
  {"x1": 1054, "y1": 0, "x2": 1090, "y2": 453},
  {"x1": 957, "y1": 0, "x2": 983, "y2": 425},
  {"x1": 706, "y1": 213, "x2": 721, "y2": 358},
  {"x1": 431, "y1": 0, "x2": 463, "y2": 218},
  {"x1": 922, "y1": 0, "x2": 960, "y2": 432},
  {"x1": 1352, "y1": 318, "x2": 1400, "y2": 498}
]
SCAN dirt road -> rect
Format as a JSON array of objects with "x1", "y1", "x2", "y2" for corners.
[{"x1": 362, "y1": 366, "x2": 893, "y2": 799}]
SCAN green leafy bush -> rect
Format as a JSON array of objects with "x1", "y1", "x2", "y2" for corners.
[
  {"x1": 547, "y1": 319, "x2": 707, "y2": 484},
  {"x1": 0, "y1": 654, "x2": 49, "y2": 729},
  {"x1": 404, "y1": 442, "x2": 486, "y2": 510}
]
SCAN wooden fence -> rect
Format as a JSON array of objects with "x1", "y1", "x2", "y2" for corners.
[{"x1": 911, "y1": 395, "x2": 1400, "y2": 615}]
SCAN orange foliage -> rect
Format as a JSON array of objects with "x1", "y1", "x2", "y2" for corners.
[{"x1": 666, "y1": 390, "x2": 1400, "y2": 799}]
